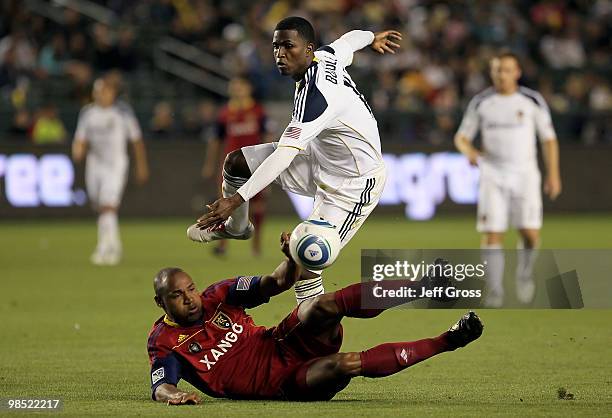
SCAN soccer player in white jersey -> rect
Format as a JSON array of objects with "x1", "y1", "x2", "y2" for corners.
[
  {"x1": 189, "y1": 16, "x2": 401, "y2": 303},
  {"x1": 72, "y1": 78, "x2": 150, "y2": 265},
  {"x1": 454, "y1": 51, "x2": 562, "y2": 306}
]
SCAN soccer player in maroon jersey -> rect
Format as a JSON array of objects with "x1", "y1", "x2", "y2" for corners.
[
  {"x1": 148, "y1": 233, "x2": 484, "y2": 404},
  {"x1": 201, "y1": 76, "x2": 269, "y2": 257}
]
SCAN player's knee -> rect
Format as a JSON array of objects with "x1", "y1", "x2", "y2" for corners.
[
  {"x1": 300, "y1": 294, "x2": 340, "y2": 325},
  {"x1": 519, "y1": 230, "x2": 540, "y2": 248},
  {"x1": 223, "y1": 150, "x2": 250, "y2": 178},
  {"x1": 323, "y1": 353, "x2": 360, "y2": 378}
]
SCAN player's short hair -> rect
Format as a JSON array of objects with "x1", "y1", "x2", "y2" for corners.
[
  {"x1": 274, "y1": 16, "x2": 316, "y2": 44},
  {"x1": 154, "y1": 267, "x2": 184, "y2": 297},
  {"x1": 495, "y1": 50, "x2": 522, "y2": 69}
]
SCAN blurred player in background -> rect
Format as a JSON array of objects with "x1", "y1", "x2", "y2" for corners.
[
  {"x1": 147, "y1": 233, "x2": 483, "y2": 404},
  {"x1": 190, "y1": 17, "x2": 401, "y2": 303},
  {"x1": 201, "y1": 76, "x2": 270, "y2": 257},
  {"x1": 454, "y1": 51, "x2": 562, "y2": 307},
  {"x1": 72, "y1": 78, "x2": 150, "y2": 265}
]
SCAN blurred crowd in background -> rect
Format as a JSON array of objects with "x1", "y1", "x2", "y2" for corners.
[{"x1": 1, "y1": 0, "x2": 610, "y2": 145}]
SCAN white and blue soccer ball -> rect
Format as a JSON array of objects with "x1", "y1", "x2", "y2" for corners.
[{"x1": 289, "y1": 220, "x2": 341, "y2": 270}]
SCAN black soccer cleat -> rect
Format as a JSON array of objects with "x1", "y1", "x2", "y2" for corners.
[
  {"x1": 446, "y1": 311, "x2": 484, "y2": 350},
  {"x1": 420, "y1": 258, "x2": 458, "y2": 302}
]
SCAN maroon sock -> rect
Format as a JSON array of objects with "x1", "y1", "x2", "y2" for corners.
[
  {"x1": 333, "y1": 280, "x2": 425, "y2": 319},
  {"x1": 359, "y1": 333, "x2": 450, "y2": 377}
]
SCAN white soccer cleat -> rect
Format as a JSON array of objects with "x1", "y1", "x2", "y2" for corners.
[
  {"x1": 90, "y1": 251, "x2": 106, "y2": 266},
  {"x1": 516, "y1": 276, "x2": 536, "y2": 304},
  {"x1": 187, "y1": 222, "x2": 254, "y2": 243},
  {"x1": 104, "y1": 250, "x2": 122, "y2": 266},
  {"x1": 90, "y1": 250, "x2": 121, "y2": 266}
]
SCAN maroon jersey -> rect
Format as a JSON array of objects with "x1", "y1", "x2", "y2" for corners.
[
  {"x1": 217, "y1": 103, "x2": 266, "y2": 155},
  {"x1": 147, "y1": 276, "x2": 343, "y2": 400}
]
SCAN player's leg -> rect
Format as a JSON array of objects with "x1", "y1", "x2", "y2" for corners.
[
  {"x1": 296, "y1": 265, "x2": 456, "y2": 342},
  {"x1": 477, "y1": 176, "x2": 509, "y2": 307},
  {"x1": 295, "y1": 170, "x2": 387, "y2": 302},
  {"x1": 286, "y1": 312, "x2": 483, "y2": 401},
  {"x1": 314, "y1": 169, "x2": 387, "y2": 247},
  {"x1": 249, "y1": 192, "x2": 266, "y2": 257},
  {"x1": 85, "y1": 162, "x2": 106, "y2": 265},
  {"x1": 188, "y1": 143, "x2": 283, "y2": 242},
  {"x1": 95, "y1": 169, "x2": 127, "y2": 265},
  {"x1": 512, "y1": 172, "x2": 543, "y2": 303}
]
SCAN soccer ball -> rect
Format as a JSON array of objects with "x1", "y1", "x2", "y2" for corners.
[{"x1": 289, "y1": 220, "x2": 341, "y2": 270}]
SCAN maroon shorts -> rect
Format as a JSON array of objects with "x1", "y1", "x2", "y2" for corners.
[{"x1": 267, "y1": 305, "x2": 343, "y2": 401}]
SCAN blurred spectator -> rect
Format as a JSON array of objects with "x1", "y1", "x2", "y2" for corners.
[
  {"x1": 31, "y1": 104, "x2": 67, "y2": 144},
  {"x1": 116, "y1": 27, "x2": 138, "y2": 72},
  {"x1": 8, "y1": 108, "x2": 31, "y2": 137},
  {"x1": 0, "y1": 29, "x2": 36, "y2": 73},
  {"x1": 198, "y1": 100, "x2": 219, "y2": 142},
  {"x1": 38, "y1": 33, "x2": 68, "y2": 77},
  {"x1": 0, "y1": 0, "x2": 609, "y2": 143},
  {"x1": 92, "y1": 23, "x2": 119, "y2": 71},
  {"x1": 150, "y1": 101, "x2": 175, "y2": 139}
]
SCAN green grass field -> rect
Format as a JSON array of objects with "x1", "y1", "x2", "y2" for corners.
[{"x1": 1, "y1": 214, "x2": 611, "y2": 417}]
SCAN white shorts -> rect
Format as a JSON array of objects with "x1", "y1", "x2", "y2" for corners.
[
  {"x1": 85, "y1": 161, "x2": 127, "y2": 209},
  {"x1": 242, "y1": 143, "x2": 386, "y2": 247},
  {"x1": 477, "y1": 170, "x2": 542, "y2": 233}
]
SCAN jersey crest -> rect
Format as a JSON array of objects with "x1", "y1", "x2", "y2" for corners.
[{"x1": 211, "y1": 311, "x2": 232, "y2": 330}]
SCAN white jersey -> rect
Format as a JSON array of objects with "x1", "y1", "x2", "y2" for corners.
[
  {"x1": 457, "y1": 86, "x2": 556, "y2": 173},
  {"x1": 278, "y1": 38, "x2": 384, "y2": 178},
  {"x1": 74, "y1": 103, "x2": 142, "y2": 170}
]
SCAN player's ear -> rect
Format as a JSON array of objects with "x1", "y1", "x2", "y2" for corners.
[
  {"x1": 154, "y1": 296, "x2": 164, "y2": 309},
  {"x1": 306, "y1": 42, "x2": 314, "y2": 54}
]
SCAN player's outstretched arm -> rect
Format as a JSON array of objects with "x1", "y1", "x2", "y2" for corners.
[
  {"x1": 258, "y1": 232, "x2": 301, "y2": 298},
  {"x1": 154, "y1": 383, "x2": 201, "y2": 406},
  {"x1": 369, "y1": 30, "x2": 402, "y2": 54}
]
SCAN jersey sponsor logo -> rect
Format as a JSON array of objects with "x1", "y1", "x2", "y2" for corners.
[
  {"x1": 323, "y1": 58, "x2": 338, "y2": 84},
  {"x1": 484, "y1": 121, "x2": 523, "y2": 129},
  {"x1": 211, "y1": 311, "x2": 232, "y2": 330},
  {"x1": 198, "y1": 323, "x2": 244, "y2": 371},
  {"x1": 237, "y1": 276, "x2": 253, "y2": 291},
  {"x1": 151, "y1": 367, "x2": 165, "y2": 384},
  {"x1": 177, "y1": 334, "x2": 189, "y2": 344},
  {"x1": 282, "y1": 126, "x2": 302, "y2": 140},
  {"x1": 189, "y1": 342, "x2": 202, "y2": 353}
]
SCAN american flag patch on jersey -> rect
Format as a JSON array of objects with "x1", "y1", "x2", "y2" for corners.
[
  {"x1": 282, "y1": 126, "x2": 302, "y2": 140},
  {"x1": 237, "y1": 276, "x2": 253, "y2": 291}
]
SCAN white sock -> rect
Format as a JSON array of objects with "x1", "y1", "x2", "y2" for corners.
[
  {"x1": 482, "y1": 243, "x2": 505, "y2": 297},
  {"x1": 294, "y1": 273, "x2": 325, "y2": 303},
  {"x1": 222, "y1": 169, "x2": 250, "y2": 234},
  {"x1": 99, "y1": 212, "x2": 120, "y2": 255},
  {"x1": 516, "y1": 240, "x2": 539, "y2": 281}
]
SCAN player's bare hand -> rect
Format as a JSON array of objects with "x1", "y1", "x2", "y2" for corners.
[
  {"x1": 371, "y1": 30, "x2": 402, "y2": 54},
  {"x1": 196, "y1": 194, "x2": 244, "y2": 229},
  {"x1": 167, "y1": 391, "x2": 201, "y2": 406},
  {"x1": 136, "y1": 165, "x2": 150, "y2": 185},
  {"x1": 280, "y1": 232, "x2": 291, "y2": 259},
  {"x1": 544, "y1": 174, "x2": 562, "y2": 200},
  {"x1": 467, "y1": 149, "x2": 481, "y2": 166}
]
